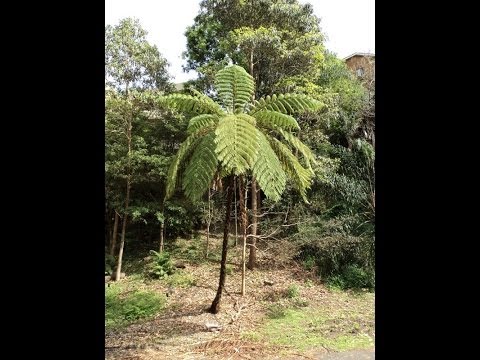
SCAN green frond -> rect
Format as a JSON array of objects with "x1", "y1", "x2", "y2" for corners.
[
  {"x1": 187, "y1": 114, "x2": 219, "y2": 134},
  {"x1": 182, "y1": 133, "x2": 218, "y2": 200},
  {"x1": 275, "y1": 127, "x2": 317, "y2": 169},
  {"x1": 250, "y1": 93, "x2": 323, "y2": 115},
  {"x1": 252, "y1": 131, "x2": 287, "y2": 201},
  {"x1": 165, "y1": 128, "x2": 212, "y2": 200},
  {"x1": 269, "y1": 137, "x2": 313, "y2": 202},
  {"x1": 215, "y1": 65, "x2": 255, "y2": 114},
  {"x1": 254, "y1": 110, "x2": 300, "y2": 131},
  {"x1": 158, "y1": 93, "x2": 224, "y2": 115},
  {"x1": 236, "y1": 113, "x2": 256, "y2": 126},
  {"x1": 215, "y1": 114, "x2": 259, "y2": 175}
]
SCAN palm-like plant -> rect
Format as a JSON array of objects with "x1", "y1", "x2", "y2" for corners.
[{"x1": 160, "y1": 65, "x2": 321, "y2": 313}]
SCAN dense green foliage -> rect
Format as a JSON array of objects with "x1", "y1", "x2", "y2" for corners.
[
  {"x1": 105, "y1": 17, "x2": 173, "y2": 92},
  {"x1": 105, "y1": 285, "x2": 166, "y2": 329},
  {"x1": 327, "y1": 264, "x2": 375, "y2": 291},
  {"x1": 146, "y1": 250, "x2": 175, "y2": 279},
  {"x1": 183, "y1": 0, "x2": 324, "y2": 95}
]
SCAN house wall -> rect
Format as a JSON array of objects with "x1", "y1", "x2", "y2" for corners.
[{"x1": 345, "y1": 55, "x2": 375, "y2": 89}]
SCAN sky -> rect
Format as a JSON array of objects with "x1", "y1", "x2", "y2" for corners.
[{"x1": 105, "y1": 0, "x2": 375, "y2": 83}]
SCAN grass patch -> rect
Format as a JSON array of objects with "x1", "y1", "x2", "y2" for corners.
[
  {"x1": 245, "y1": 291, "x2": 374, "y2": 352},
  {"x1": 164, "y1": 271, "x2": 196, "y2": 288},
  {"x1": 286, "y1": 284, "x2": 300, "y2": 299},
  {"x1": 266, "y1": 304, "x2": 289, "y2": 319},
  {"x1": 105, "y1": 284, "x2": 166, "y2": 330}
]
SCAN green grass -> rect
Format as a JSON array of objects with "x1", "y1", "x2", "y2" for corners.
[
  {"x1": 244, "y1": 291, "x2": 374, "y2": 352},
  {"x1": 286, "y1": 284, "x2": 300, "y2": 299},
  {"x1": 164, "y1": 271, "x2": 196, "y2": 288},
  {"x1": 105, "y1": 283, "x2": 166, "y2": 330},
  {"x1": 261, "y1": 308, "x2": 373, "y2": 351}
]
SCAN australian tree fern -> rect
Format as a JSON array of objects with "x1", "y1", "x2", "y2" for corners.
[{"x1": 158, "y1": 64, "x2": 322, "y2": 311}]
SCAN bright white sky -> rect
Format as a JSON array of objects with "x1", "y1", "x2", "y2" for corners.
[{"x1": 105, "y1": 0, "x2": 375, "y2": 83}]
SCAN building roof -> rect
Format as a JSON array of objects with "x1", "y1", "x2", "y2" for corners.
[{"x1": 343, "y1": 52, "x2": 375, "y2": 61}]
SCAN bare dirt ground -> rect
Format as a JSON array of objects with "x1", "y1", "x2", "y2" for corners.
[{"x1": 105, "y1": 238, "x2": 374, "y2": 359}]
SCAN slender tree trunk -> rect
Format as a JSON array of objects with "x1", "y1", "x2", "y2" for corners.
[
  {"x1": 248, "y1": 50, "x2": 259, "y2": 270},
  {"x1": 210, "y1": 176, "x2": 234, "y2": 314},
  {"x1": 106, "y1": 206, "x2": 112, "y2": 246},
  {"x1": 249, "y1": 49, "x2": 254, "y2": 82},
  {"x1": 234, "y1": 177, "x2": 238, "y2": 246},
  {"x1": 114, "y1": 95, "x2": 132, "y2": 282},
  {"x1": 110, "y1": 211, "x2": 119, "y2": 256},
  {"x1": 205, "y1": 188, "x2": 211, "y2": 257},
  {"x1": 115, "y1": 178, "x2": 131, "y2": 281},
  {"x1": 248, "y1": 178, "x2": 258, "y2": 270},
  {"x1": 159, "y1": 221, "x2": 164, "y2": 253},
  {"x1": 238, "y1": 176, "x2": 248, "y2": 295}
]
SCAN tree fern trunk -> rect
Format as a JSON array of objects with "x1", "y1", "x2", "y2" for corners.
[
  {"x1": 210, "y1": 176, "x2": 234, "y2": 314},
  {"x1": 238, "y1": 176, "x2": 248, "y2": 295},
  {"x1": 248, "y1": 178, "x2": 258, "y2": 270},
  {"x1": 205, "y1": 187, "x2": 211, "y2": 257}
]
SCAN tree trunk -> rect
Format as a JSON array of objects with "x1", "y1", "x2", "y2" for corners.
[
  {"x1": 248, "y1": 178, "x2": 258, "y2": 270},
  {"x1": 238, "y1": 176, "x2": 248, "y2": 295},
  {"x1": 210, "y1": 176, "x2": 234, "y2": 314},
  {"x1": 249, "y1": 49, "x2": 254, "y2": 84},
  {"x1": 247, "y1": 51, "x2": 258, "y2": 270},
  {"x1": 234, "y1": 177, "x2": 238, "y2": 246},
  {"x1": 159, "y1": 221, "x2": 164, "y2": 253},
  {"x1": 115, "y1": 178, "x2": 131, "y2": 281},
  {"x1": 106, "y1": 206, "x2": 112, "y2": 246},
  {"x1": 114, "y1": 97, "x2": 132, "y2": 282},
  {"x1": 205, "y1": 187, "x2": 211, "y2": 257},
  {"x1": 110, "y1": 211, "x2": 119, "y2": 256}
]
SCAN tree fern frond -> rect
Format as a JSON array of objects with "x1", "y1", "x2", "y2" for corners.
[
  {"x1": 252, "y1": 131, "x2": 286, "y2": 201},
  {"x1": 165, "y1": 128, "x2": 212, "y2": 200},
  {"x1": 182, "y1": 133, "x2": 218, "y2": 200},
  {"x1": 158, "y1": 93, "x2": 224, "y2": 115},
  {"x1": 236, "y1": 113, "x2": 256, "y2": 126},
  {"x1": 250, "y1": 93, "x2": 323, "y2": 115},
  {"x1": 215, "y1": 114, "x2": 259, "y2": 175},
  {"x1": 254, "y1": 110, "x2": 300, "y2": 131},
  {"x1": 215, "y1": 65, "x2": 255, "y2": 113},
  {"x1": 187, "y1": 114, "x2": 219, "y2": 134},
  {"x1": 269, "y1": 137, "x2": 313, "y2": 202},
  {"x1": 274, "y1": 127, "x2": 316, "y2": 169}
]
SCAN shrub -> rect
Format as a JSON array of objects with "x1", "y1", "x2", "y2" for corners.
[
  {"x1": 296, "y1": 218, "x2": 374, "y2": 280},
  {"x1": 266, "y1": 304, "x2": 289, "y2": 319},
  {"x1": 286, "y1": 284, "x2": 300, "y2": 299},
  {"x1": 105, "y1": 254, "x2": 116, "y2": 275},
  {"x1": 302, "y1": 255, "x2": 316, "y2": 271},
  {"x1": 327, "y1": 264, "x2": 374, "y2": 291},
  {"x1": 146, "y1": 250, "x2": 174, "y2": 279}
]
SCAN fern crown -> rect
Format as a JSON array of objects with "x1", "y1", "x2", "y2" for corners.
[{"x1": 161, "y1": 65, "x2": 322, "y2": 202}]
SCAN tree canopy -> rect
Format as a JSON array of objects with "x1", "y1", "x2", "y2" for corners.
[
  {"x1": 183, "y1": 0, "x2": 325, "y2": 96},
  {"x1": 105, "y1": 17, "x2": 173, "y2": 93}
]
